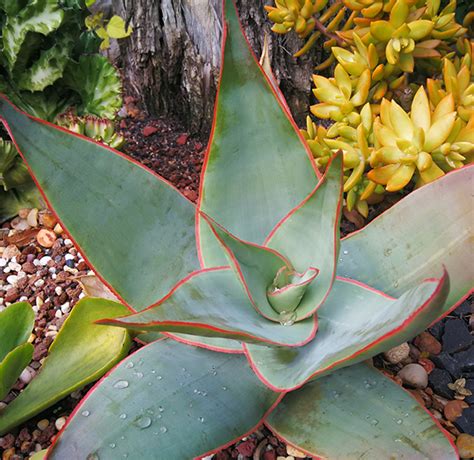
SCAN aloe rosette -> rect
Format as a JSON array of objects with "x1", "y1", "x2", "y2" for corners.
[{"x1": 0, "y1": 1, "x2": 472, "y2": 458}]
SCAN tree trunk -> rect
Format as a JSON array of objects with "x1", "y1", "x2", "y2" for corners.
[{"x1": 113, "y1": 0, "x2": 323, "y2": 134}]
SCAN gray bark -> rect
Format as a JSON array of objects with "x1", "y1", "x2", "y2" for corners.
[{"x1": 113, "y1": 0, "x2": 323, "y2": 134}]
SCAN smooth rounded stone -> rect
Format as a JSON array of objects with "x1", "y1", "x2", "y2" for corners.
[
  {"x1": 36, "y1": 229, "x2": 57, "y2": 249},
  {"x1": 286, "y1": 445, "x2": 306, "y2": 458},
  {"x1": 55, "y1": 417, "x2": 67, "y2": 431},
  {"x1": 414, "y1": 331, "x2": 442, "y2": 355},
  {"x1": 456, "y1": 434, "x2": 474, "y2": 459},
  {"x1": 397, "y1": 363, "x2": 428, "y2": 389},
  {"x1": 2, "y1": 245, "x2": 21, "y2": 260},
  {"x1": 37, "y1": 419, "x2": 49, "y2": 431},
  {"x1": 384, "y1": 342, "x2": 410, "y2": 364},
  {"x1": 27, "y1": 208, "x2": 39, "y2": 227},
  {"x1": 444, "y1": 400, "x2": 468, "y2": 422}
]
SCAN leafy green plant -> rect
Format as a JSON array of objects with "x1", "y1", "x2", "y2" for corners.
[
  {"x1": 0, "y1": 298, "x2": 131, "y2": 433},
  {"x1": 0, "y1": 302, "x2": 34, "y2": 401},
  {"x1": 0, "y1": 0, "x2": 125, "y2": 221},
  {"x1": 0, "y1": 1, "x2": 472, "y2": 458}
]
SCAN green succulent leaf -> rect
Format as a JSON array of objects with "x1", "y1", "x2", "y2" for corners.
[
  {"x1": 47, "y1": 339, "x2": 281, "y2": 459},
  {"x1": 16, "y1": 34, "x2": 72, "y2": 92},
  {"x1": 0, "y1": 342, "x2": 34, "y2": 401},
  {"x1": 245, "y1": 274, "x2": 448, "y2": 390},
  {"x1": 264, "y1": 152, "x2": 343, "y2": 320},
  {"x1": 202, "y1": 214, "x2": 293, "y2": 322},
  {"x1": 267, "y1": 363, "x2": 457, "y2": 459},
  {"x1": 100, "y1": 267, "x2": 317, "y2": 346},
  {"x1": 63, "y1": 54, "x2": 122, "y2": 118},
  {"x1": 339, "y1": 165, "x2": 474, "y2": 310},
  {"x1": 0, "y1": 0, "x2": 25, "y2": 15},
  {"x1": 168, "y1": 334, "x2": 243, "y2": 353},
  {"x1": 2, "y1": 0, "x2": 64, "y2": 71},
  {"x1": 197, "y1": 0, "x2": 319, "y2": 268},
  {"x1": 0, "y1": 96, "x2": 201, "y2": 310},
  {"x1": 0, "y1": 301, "x2": 35, "y2": 362},
  {"x1": 0, "y1": 298, "x2": 131, "y2": 435}
]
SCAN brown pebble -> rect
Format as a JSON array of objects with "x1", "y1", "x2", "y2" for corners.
[
  {"x1": 36, "y1": 229, "x2": 57, "y2": 248},
  {"x1": 22, "y1": 262, "x2": 36, "y2": 274},
  {"x1": 444, "y1": 400, "x2": 468, "y2": 422},
  {"x1": 2, "y1": 447, "x2": 15, "y2": 460},
  {"x1": 457, "y1": 433, "x2": 474, "y2": 459},
  {"x1": 38, "y1": 211, "x2": 57, "y2": 229},
  {"x1": 414, "y1": 332, "x2": 441, "y2": 355},
  {"x1": 4, "y1": 288, "x2": 20, "y2": 303}
]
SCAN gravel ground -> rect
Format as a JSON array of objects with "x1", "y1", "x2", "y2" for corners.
[{"x1": 0, "y1": 112, "x2": 472, "y2": 459}]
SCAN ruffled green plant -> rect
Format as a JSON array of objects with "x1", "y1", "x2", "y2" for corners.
[
  {"x1": 0, "y1": 0, "x2": 126, "y2": 221},
  {"x1": 0, "y1": 2, "x2": 472, "y2": 458},
  {"x1": 0, "y1": 302, "x2": 34, "y2": 401}
]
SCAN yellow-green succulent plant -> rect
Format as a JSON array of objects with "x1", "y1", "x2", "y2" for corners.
[{"x1": 368, "y1": 87, "x2": 473, "y2": 191}]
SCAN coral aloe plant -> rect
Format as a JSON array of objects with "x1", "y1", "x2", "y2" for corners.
[{"x1": 0, "y1": 1, "x2": 472, "y2": 458}]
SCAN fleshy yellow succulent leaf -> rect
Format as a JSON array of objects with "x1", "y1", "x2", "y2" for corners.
[
  {"x1": 334, "y1": 65, "x2": 352, "y2": 100},
  {"x1": 310, "y1": 103, "x2": 340, "y2": 119},
  {"x1": 374, "y1": 119, "x2": 398, "y2": 147},
  {"x1": 386, "y1": 164, "x2": 415, "y2": 191},
  {"x1": 350, "y1": 69, "x2": 371, "y2": 106},
  {"x1": 419, "y1": 161, "x2": 445, "y2": 183},
  {"x1": 407, "y1": 20, "x2": 434, "y2": 40},
  {"x1": 389, "y1": 100, "x2": 414, "y2": 141},
  {"x1": 332, "y1": 47, "x2": 367, "y2": 76},
  {"x1": 432, "y1": 93, "x2": 455, "y2": 123},
  {"x1": 367, "y1": 164, "x2": 400, "y2": 184},
  {"x1": 370, "y1": 21, "x2": 395, "y2": 42},
  {"x1": 424, "y1": 112, "x2": 456, "y2": 151},
  {"x1": 398, "y1": 52, "x2": 414, "y2": 73},
  {"x1": 416, "y1": 151, "x2": 433, "y2": 172},
  {"x1": 411, "y1": 87, "x2": 431, "y2": 134},
  {"x1": 390, "y1": 0, "x2": 409, "y2": 28}
]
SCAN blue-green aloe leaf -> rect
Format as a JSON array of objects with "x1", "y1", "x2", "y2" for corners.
[
  {"x1": 264, "y1": 152, "x2": 344, "y2": 320},
  {"x1": 339, "y1": 165, "x2": 473, "y2": 310},
  {"x1": 100, "y1": 267, "x2": 317, "y2": 347},
  {"x1": 267, "y1": 363, "x2": 457, "y2": 459},
  {"x1": 0, "y1": 96, "x2": 201, "y2": 311},
  {"x1": 245, "y1": 273, "x2": 449, "y2": 391},
  {"x1": 47, "y1": 340, "x2": 281, "y2": 460},
  {"x1": 197, "y1": 0, "x2": 319, "y2": 268}
]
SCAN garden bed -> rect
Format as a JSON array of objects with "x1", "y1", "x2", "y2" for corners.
[{"x1": 0, "y1": 113, "x2": 473, "y2": 460}]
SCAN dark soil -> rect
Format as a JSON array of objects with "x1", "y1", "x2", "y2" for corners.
[{"x1": 0, "y1": 113, "x2": 472, "y2": 460}]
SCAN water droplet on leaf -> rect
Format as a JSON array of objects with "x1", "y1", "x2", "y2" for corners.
[
  {"x1": 279, "y1": 311, "x2": 297, "y2": 326},
  {"x1": 114, "y1": 380, "x2": 129, "y2": 389},
  {"x1": 82, "y1": 410, "x2": 90, "y2": 417},
  {"x1": 134, "y1": 416, "x2": 152, "y2": 429}
]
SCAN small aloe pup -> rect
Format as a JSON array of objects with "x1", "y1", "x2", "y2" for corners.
[{"x1": 0, "y1": 1, "x2": 472, "y2": 458}]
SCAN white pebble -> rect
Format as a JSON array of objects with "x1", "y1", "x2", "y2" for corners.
[
  {"x1": 48, "y1": 267, "x2": 57, "y2": 274},
  {"x1": 45, "y1": 330, "x2": 58, "y2": 338},
  {"x1": 34, "y1": 279, "x2": 45, "y2": 288},
  {"x1": 64, "y1": 253, "x2": 75, "y2": 261},
  {"x1": 3, "y1": 267, "x2": 11, "y2": 273},
  {"x1": 0, "y1": 258, "x2": 6, "y2": 267},
  {"x1": 61, "y1": 302, "x2": 70, "y2": 314},
  {"x1": 33, "y1": 259, "x2": 41, "y2": 266},
  {"x1": 0, "y1": 402, "x2": 7, "y2": 411},
  {"x1": 39, "y1": 256, "x2": 52, "y2": 266},
  {"x1": 55, "y1": 417, "x2": 67, "y2": 431},
  {"x1": 8, "y1": 262, "x2": 21, "y2": 272},
  {"x1": 54, "y1": 310, "x2": 63, "y2": 319},
  {"x1": 55, "y1": 286, "x2": 63, "y2": 295},
  {"x1": 6, "y1": 275, "x2": 18, "y2": 285},
  {"x1": 64, "y1": 239, "x2": 72, "y2": 246},
  {"x1": 19, "y1": 296, "x2": 28, "y2": 302},
  {"x1": 20, "y1": 367, "x2": 34, "y2": 384}
]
